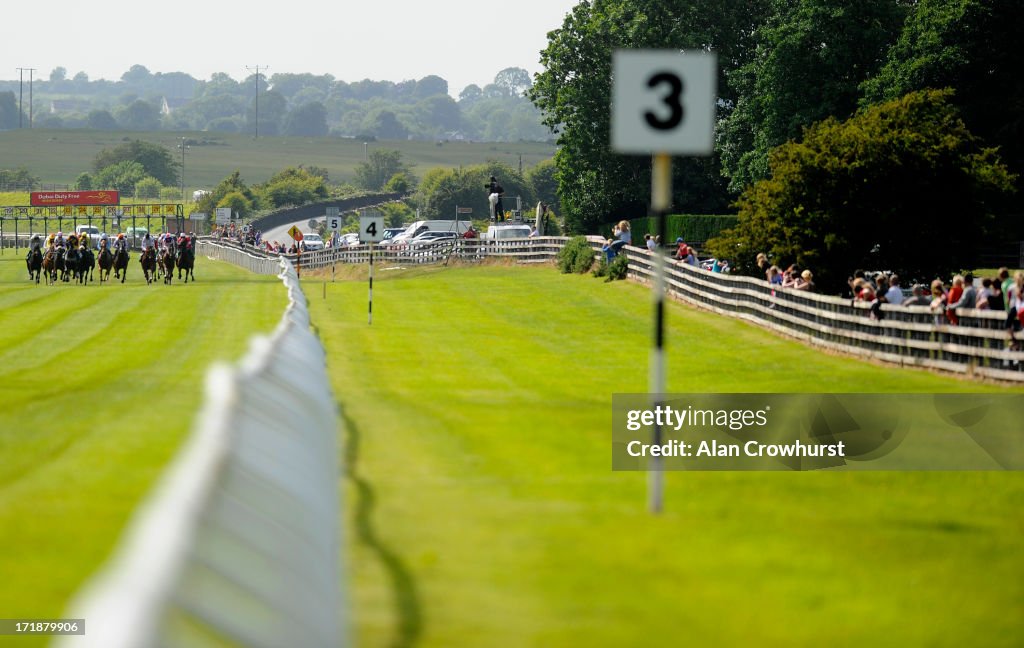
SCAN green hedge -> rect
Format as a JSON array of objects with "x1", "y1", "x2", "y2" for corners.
[{"x1": 610, "y1": 214, "x2": 738, "y2": 246}]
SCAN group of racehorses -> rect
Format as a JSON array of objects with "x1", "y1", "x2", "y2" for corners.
[{"x1": 26, "y1": 241, "x2": 195, "y2": 286}]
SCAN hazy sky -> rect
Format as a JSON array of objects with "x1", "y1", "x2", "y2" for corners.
[{"x1": 5, "y1": 0, "x2": 580, "y2": 96}]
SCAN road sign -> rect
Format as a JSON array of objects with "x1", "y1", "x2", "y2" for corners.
[
  {"x1": 288, "y1": 225, "x2": 304, "y2": 241},
  {"x1": 242, "y1": 224, "x2": 251, "y2": 234},
  {"x1": 215, "y1": 207, "x2": 232, "y2": 224},
  {"x1": 611, "y1": 50, "x2": 717, "y2": 155},
  {"x1": 189, "y1": 212, "x2": 207, "y2": 220},
  {"x1": 456, "y1": 207, "x2": 473, "y2": 214},
  {"x1": 359, "y1": 214, "x2": 384, "y2": 243},
  {"x1": 327, "y1": 215, "x2": 342, "y2": 231},
  {"x1": 326, "y1": 206, "x2": 339, "y2": 218},
  {"x1": 308, "y1": 219, "x2": 319, "y2": 229}
]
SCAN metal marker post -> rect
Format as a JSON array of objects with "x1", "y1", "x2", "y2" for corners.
[
  {"x1": 649, "y1": 153, "x2": 671, "y2": 514},
  {"x1": 368, "y1": 242, "x2": 374, "y2": 325}
]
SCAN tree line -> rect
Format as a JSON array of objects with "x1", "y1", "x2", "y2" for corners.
[
  {"x1": 530, "y1": 0, "x2": 1023, "y2": 291},
  {"x1": 0, "y1": 65, "x2": 549, "y2": 142}
]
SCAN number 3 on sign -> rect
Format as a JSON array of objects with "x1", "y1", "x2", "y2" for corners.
[
  {"x1": 611, "y1": 50, "x2": 717, "y2": 155},
  {"x1": 359, "y1": 214, "x2": 384, "y2": 243}
]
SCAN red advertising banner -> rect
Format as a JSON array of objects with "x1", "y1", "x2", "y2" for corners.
[{"x1": 30, "y1": 190, "x2": 120, "y2": 206}]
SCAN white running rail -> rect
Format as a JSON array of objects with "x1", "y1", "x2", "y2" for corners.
[{"x1": 58, "y1": 258, "x2": 344, "y2": 648}]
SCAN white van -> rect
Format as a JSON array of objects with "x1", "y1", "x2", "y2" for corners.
[
  {"x1": 384, "y1": 220, "x2": 471, "y2": 246},
  {"x1": 482, "y1": 224, "x2": 531, "y2": 240}
]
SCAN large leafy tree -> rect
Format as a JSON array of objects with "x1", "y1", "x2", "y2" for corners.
[
  {"x1": 354, "y1": 149, "x2": 413, "y2": 191},
  {"x1": 707, "y1": 90, "x2": 1016, "y2": 292},
  {"x1": 718, "y1": 0, "x2": 907, "y2": 193},
  {"x1": 413, "y1": 162, "x2": 534, "y2": 221},
  {"x1": 0, "y1": 91, "x2": 21, "y2": 130},
  {"x1": 92, "y1": 140, "x2": 179, "y2": 186},
  {"x1": 861, "y1": 0, "x2": 1024, "y2": 185},
  {"x1": 282, "y1": 101, "x2": 329, "y2": 136},
  {"x1": 529, "y1": 0, "x2": 767, "y2": 233}
]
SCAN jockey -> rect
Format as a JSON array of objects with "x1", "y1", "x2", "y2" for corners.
[
  {"x1": 78, "y1": 230, "x2": 91, "y2": 250},
  {"x1": 113, "y1": 233, "x2": 128, "y2": 254},
  {"x1": 161, "y1": 232, "x2": 175, "y2": 251},
  {"x1": 54, "y1": 231, "x2": 65, "y2": 249},
  {"x1": 67, "y1": 233, "x2": 79, "y2": 249},
  {"x1": 29, "y1": 233, "x2": 42, "y2": 252},
  {"x1": 45, "y1": 232, "x2": 56, "y2": 250},
  {"x1": 140, "y1": 232, "x2": 156, "y2": 254},
  {"x1": 99, "y1": 231, "x2": 109, "y2": 250},
  {"x1": 189, "y1": 232, "x2": 197, "y2": 249}
]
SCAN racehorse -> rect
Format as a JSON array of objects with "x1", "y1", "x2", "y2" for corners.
[
  {"x1": 113, "y1": 247, "x2": 129, "y2": 283},
  {"x1": 63, "y1": 246, "x2": 83, "y2": 284},
  {"x1": 176, "y1": 245, "x2": 195, "y2": 283},
  {"x1": 42, "y1": 248, "x2": 56, "y2": 285},
  {"x1": 159, "y1": 247, "x2": 176, "y2": 285},
  {"x1": 55, "y1": 247, "x2": 69, "y2": 282},
  {"x1": 97, "y1": 243, "x2": 113, "y2": 283},
  {"x1": 79, "y1": 246, "x2": 96, "y2": 284},
  {"x1": 140, "y1": 247, "x2": 157, "y2": 285},
  {"x1": 26, "y1": 248, "x2": 43, "y2": 284}
]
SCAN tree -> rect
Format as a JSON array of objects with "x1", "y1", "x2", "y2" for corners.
[
  {"x1": 706, "y1": 90, "x2": 1016, "y2": 292},
  {"x1": 258, "y1": 167, "x2": 329, "y2": 207},
  {"x1": 0, "y1": 91, "x2": 21, "y2": 130},
  {"x1": 86, "y1": 110, "x2": 118, "y2": 130},
  {"x1": 530, "y1": 0, "x2": 766, "y2": 232},
  {"x1": 93, "y1": 140, "x2": 179, "y2": 186},
  {"x1": 363, "y1": 109, "x2": 408, "y2": 140},
  {"x1": 493, "y1": 67, "x2": 532, "y2": 96},
  {"x1": 413, "y1": 162, "x2": 534, "y2": 220},
  {"x1": 415, "y1": 95, "x2": 461, "y2": 134},
  {"x1": 861, "y1": 0, "x2": 1024, "y2": 186},
  {"x1": 282, "y1": 101, "x2": 329, "y2": 136},
  {"x1": 121, "y1": 64, "x2": 152, "y2": 85},
  {"x1": 354, "y1": 149, "x2": 413, "y2": 190},
  {"x1": 458, "y1": 84, "x2": 483, "y2": 105},
  {"x1": 196, "y1": 170, "x2": 259, "y2": 215},
  {"x1": 525, "y1": 159, "x2": 560, "y2": 216},
  {"x1": 414, "y1": 75, "x2": 448, "y2": 99},
  {"x1": 135, "y1": 176, "x2": 163, "y2": 199},
  {"x1": 217, "y1": 191, "x2": 253, "y2": 219},
  {"x1": 718, "y1": 0, "x2": 907, "y2": 193},
  {"x1": 75, "y1": 172, "x2": 93, "y2": 190},
  {"x1": 384, "y1": 172, "x2": 414, "y2": 193},
  {"x1": 245, "y1": 90, "x2": 286, "y2": 136},
  {"x1": 49, "y1": 67, "x2": 67, "y2": 83},
  {"x1": 95, "y1": 161, "x2": 148, "y2": 194},
  {"x1": 116, "y1": 99, "x2": 161, "y2": 131}
]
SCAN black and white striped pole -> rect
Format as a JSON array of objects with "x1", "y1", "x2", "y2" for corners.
[
  {"x1": 359, "y1": 209, "x2": 385, "y2": 325},
  {"x1": 612, "y1": 49, "x2": 717, "y2": 514}
]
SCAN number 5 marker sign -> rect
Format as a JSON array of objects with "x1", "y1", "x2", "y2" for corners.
[{"x1": 611, "y1": 50, "x2": 717, "y2": 155}]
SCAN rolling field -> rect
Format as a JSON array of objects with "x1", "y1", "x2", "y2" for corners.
[
  {"x1": 0, "y1": 252, "x2": 284, "y2": 643},
  {"x1": 0, "y1": 129, "x2": 556, "y2": 189},
  {"x1": 308, "y1": 264, "x2": 1024, "y2": 647}
]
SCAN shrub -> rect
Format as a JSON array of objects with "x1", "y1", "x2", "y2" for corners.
[{"x1": 557, "y1": 235, "x2": 595, "y2": 274}]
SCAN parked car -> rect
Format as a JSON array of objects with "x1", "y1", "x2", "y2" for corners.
[
  {"x1": 339, "y1": 232, "x2": 361, "y2": 247},
  {"x1": 75, "y1": 225, "x2": 105, "y2": 249},
  {"x1": 482, "y1": 224, "x2": 531, "y2": 240},
  {"x1": 123, "y1": 227, "x2": 149, "y2": 246},
  {"x1": 301, "y1": 232, "x2": 325, "y2": 251},
  {"x1": 410, "y1": 231, "x2": 458, "y2": 244}
]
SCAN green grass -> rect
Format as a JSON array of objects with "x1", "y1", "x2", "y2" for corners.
[
  {"x1": 0, "y1": 253, "x2": 284, "y2": 644},
  {"x1": 0, "y1": 129, "x2": 556, "y2": 189},
  {"x1": 306, "y1": 264, "x2": 1024, "y2": 647}
]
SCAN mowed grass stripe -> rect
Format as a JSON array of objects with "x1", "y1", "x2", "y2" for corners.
[
  {"x1": 307, "y1": 264, "x2": 1023, "y2": 648},
  {"x1": 0, "y1": 256, "x2": 284, "y2": 630}
]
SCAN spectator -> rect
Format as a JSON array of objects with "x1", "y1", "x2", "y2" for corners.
[
  {"x1": 601, "y1": 239, "x2": 617, "y2": 264},
  {"x1": 674, "y1": 238, "x2": 688, "y2": 260},
  {"x1": 876, "y1": 274, "x2": 891, "y2": 305},
  {"x1": 781, "y1": 265, "x2": 800, "y2": 289},
  {"x1": 463, "y1": 225, "x2": 478, "y2": 239},
  {"x1": 930, "y1": 279, "x2": 949, "y2": 325},
  {"x1": 853, "y1": 278, "x2": 882, "y2": 320},
  {"x1": 645, "y1": 234, "x2": 657, "y2": 252},
  {"x1": 1006, "y1": 272, "x2": 1024, "y2": 349},
  {"x1": 987, "y1": 276, "x2": 1005, "y2": 311},
  {"x1": 795, "y1": 269, "x2": 814, "y2": 291},
  {"x1": 999, "y1": 267, "x2": 1013, "y2": 311},
  {"x1": 756, "y1": 252, "x2": 768, "y2": 274},
  {"x1": 682, "y1": 247, "x2": 698, "y2": 267},
  {"x1": 948, "y1": 273, "x2": 977, "y2": 310},
  {"x1": 768, "y1": 265, "x2": 783, "y2": 285},
  {"x1": 903, "y1": 284, "x2": 931, "y2": 306},
  {"x1": 711, "y1": 258, "x2": 729, "y2": 273},
  {"x1": 977, "y1": 278, "x2": 993, "y2": 310},
  {"x1": 617, "y1": 220, "x2": 632, "y2": 245},
  {"x1": 886, "y1": 274, "x2": 904, "y2": 305}
]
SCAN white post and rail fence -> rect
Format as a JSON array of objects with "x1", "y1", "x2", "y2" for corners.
[{"x1": 58, "y1": 257, "x2": 345, "y2": 648}]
